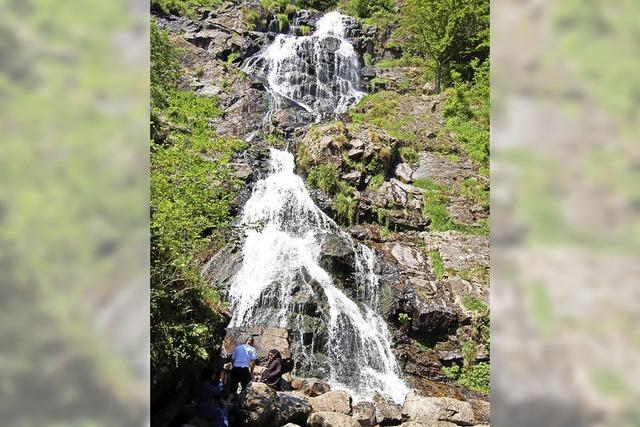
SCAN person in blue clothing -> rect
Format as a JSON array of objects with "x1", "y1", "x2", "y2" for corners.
[
  {"x1": 229, "y1": 336, "x2": 257, "y2": 395},
  {"x1": 195, "y1": 367, "x2": 229, "y2": 427}
]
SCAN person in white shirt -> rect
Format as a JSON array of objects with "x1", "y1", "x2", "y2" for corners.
[{"x1": 229, "y1": 336, "x2": 257, "y2": 395}]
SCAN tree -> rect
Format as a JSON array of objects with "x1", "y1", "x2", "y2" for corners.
[{"x1": 400, "y1": 0, "x2": 488, "y2": 93}]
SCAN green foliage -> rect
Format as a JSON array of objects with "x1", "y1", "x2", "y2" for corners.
[
  {"x1": 298, "y1": 24, "x2": 312, "y2": 36},
  {"x1": 299, "y1": 0, "x2": 338, "y2": 10},
  {"x1": 429, "y1": 250, "x2": 445, "y2": 280},
  {"x1": 379, "y1": 225, "x2": 392, "y2": 239},
  {"x1": 443, "y1": 364, "x2": 460, "y2": 380},
  {"x1": 368, "y1": 173, "x2": 385, "y2": 190},
  {"x1": 296, "y1": 144, "x2": 311, "y2": 171},
  {"x1": 376, "y1": 54, "x2": 426, "y2": 69},
  {"x1": 443, "y1": 59, "x2": 489, "y2": 165},
  {"x1": 363, "y1": 52, "x2": 373, "y2": 66},
  {"x1": 398, "y1": 312, "x2": 412, "y2": 325},
  {"x1": 350, "y1": 91, "x2": 416, "y2": 143},
  {"x1": 463, "y1": 295, "x2": 487, "y2": 313},
  {"x1": 151, "y1": 0, "x2": 222, "y2": 17},
  {"x1": 460, "y1": 176, "x2": 489, "y2": 208},
  {"x1": 150, "y1": 20, "x2": 244, "y2": 391},
  {"x1": 277, "y1": 13, "x2": 290, "y2": 32},
  {"x1": 343, "y1": 0, "x2": 394, "y2": 18},
  {"x1": 245, "y1": 9, "x2": 265, "y2": 31},
  {"x1": 151, "y1": 22, "x2": 181, "y2": 109},
  {"x1": 307, "y1": 164, "x2": 340, "y2": 195},
  {"x1": 334, "y1": 186, "x2": 358, "y2": 224},
  {"x1": 457, "y1": 362, "x2": 489, "y2": 393},
  {"x1": 399, "y1": 146, "x2": 419, "y2": 164},
  {"x1": 261, "y1": 0, "x2": 298, "y2": 15},
  {"x1": 399, "y1": 0, "x2": 489, "y2": 93}
]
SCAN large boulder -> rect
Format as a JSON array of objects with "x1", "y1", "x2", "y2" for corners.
[
  {"x1": 372, "y1": 394, "x2": 402, "y2": 426},
  {"x1": 237, "y1": 382, "x2": 278, "y2": 427},
  {"x1": 351, "y1": 401, "x2": 376, "y2": 427},
  {"x1": 224, "y1": 326, "x2": 292, "y2": 361},
  {"x1": 299, "y1": 378, "x2": 332, "y2": 397},
  {"x1": 308, "y1": 412, "x2": 361, "y2": 427},
  {"x1": 319, "y1": 233, "x2": 357, "y2": 288},
  {"x1": 309, "y1": 390, "x2": 352, "y2": 415},
  {"x1": 394, "y1": 152, "x2": 474, "y2": 188},
  {"x1": 275, "y1": 392, "x2": 313, "y2": 426},
  {"x1": 401, "y1": 393, "x2": 475, "y2": 426}
]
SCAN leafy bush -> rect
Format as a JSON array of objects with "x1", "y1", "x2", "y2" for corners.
[
  {"x1": 343, "y1": 0, "x2": 394, "y2": 18},
  {"x1": 299, "y1": 0, "x2": 337, "y2": 10},
  {"x1": 334, "y1": 187, "x2": 357, "y2": 224},
  {"x1": 458, "y1": 362, "x2": 490, "y2": 394},
  {"x1": 277, "y1": 13, "x2": 290, "y2": 32},
  {"x1": 443, "y1": 60, "x2": 489, "y2": 165},
  {"x1": 399, "y1": 146, "x2": 419, "y2": 164},
  {"x1": 367, "y1": 173, "x2": 385, "y2": 190},
  {"x1": 398, "y1": 312, "x2": 412, "y2": 325},
  {"x1": 151, "y1": 0, "x2": 221, "y2": 17},
  {"x1": 150, "y1": 20, "x2": 244, "y2": 394},
  {"x1": 307, "y1": 164, "x2": 340, "y2": 195}
]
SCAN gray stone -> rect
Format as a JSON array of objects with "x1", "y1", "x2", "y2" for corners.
[
  {"x1": 401, "y1": 393, "x2": 475, "y2": 426},
  {"x1": 308, "y1": 412, "x2": 361, "y2": 427},
  {"x1": 237, "y1": 382, "x2": 278, "y2": 427},
  {"x1": 275, "y1": 392, "x2": 313, "y2": 426},
  {"x1": 300, "y1": 378, "x2": 332, "y2": 397},
  {"x1": 390, "y1": 244, "x2": 425, "y2": 271},
  {"x1": 352, "y1": 401, "x2": 376, "y2": 427},
  {"x1": 372, "y1": 394, "x2": 402, "y2": 426},
  {"x1": 309, "y1": 390, "x2": 352, "y2": 415}
]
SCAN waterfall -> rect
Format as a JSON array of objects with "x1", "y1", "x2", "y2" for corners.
[
  {"x1": 228, "y1": 149, "x2": 409, "y2": 403},
  {"x1": 243, "y1": 11, "x2": 365, "y2": 118}
]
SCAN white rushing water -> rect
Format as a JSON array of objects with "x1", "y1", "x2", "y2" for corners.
[
  {"x1": 228, "y1": 149, "x2": 409, "y2": 403},
  {"x1": 243, "y1": 11, "x2": 365, "y2": 117}
]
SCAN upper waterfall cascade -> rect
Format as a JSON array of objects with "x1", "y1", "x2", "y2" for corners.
[
  {"x1": 226, "y1": 149, "x2": 408, "y2": 403},
  {"x1": 243, "y1": 11, "x2": 365, "y2": 117}
]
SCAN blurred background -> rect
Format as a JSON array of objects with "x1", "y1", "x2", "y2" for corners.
[
  {"x1": 492, "y1": 0, "x2": 640, "y2": 426},
  {"x1": 0, "y1": 0, "x2": 638, "y2": 426}
]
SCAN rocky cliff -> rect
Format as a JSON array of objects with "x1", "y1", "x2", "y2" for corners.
[{"x1": 154, "y1": 1, "x2": 489, "y2": 425}]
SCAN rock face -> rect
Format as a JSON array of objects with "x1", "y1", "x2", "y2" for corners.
[
  {"x1": 299, "y1": 378, "x2": 332, "y2": 397},
  {"x1": 401, "y1": 393, "x2": 475, "y2": 426},
  {"x1": 224, "y1": 326, "x2": 292, "y2": 361},
  {"x1": 308, "y1": 412, "x2": 361, "y2": 427},
  {"x1": 309, "y1": 390, "x2": 353, "y2": 415}
]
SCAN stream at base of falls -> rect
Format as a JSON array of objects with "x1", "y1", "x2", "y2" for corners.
[{"x1": 224, "y1": 11, "x2": 408, "y2": 403}]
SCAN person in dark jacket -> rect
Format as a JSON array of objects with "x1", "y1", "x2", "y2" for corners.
[
  {"x1": 195, "y1": 367, "x2": 229, "y2": 427},
  {"x1": 260, "y1": 349, "x2": 283, "y2": 390}
]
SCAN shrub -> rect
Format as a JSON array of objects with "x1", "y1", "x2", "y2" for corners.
[
  {"x1": 399, "y1": 146, "x2": 419, "y2": 164},
  {"x1": 298, "y1": 24, "x2": 312, "y2": 36},
  {"x1": 458, "y1": 362, "x2": 490, "y2": 394},
  {"x1": 334, "y1": 186, "x2": 357, "y2": 224},
  {"x1": 368, "y1": 173, "x2": 385, "y2": 190},
  {"x1": 151, "y1": 0, "x2": 222, "y2": 17},
  {"x1": 398, "y1": 312, "x2": 412, "y2": 325},
  {"x1": 277, "y1": 13, "x2": 290, "y2": 32},
  {"x1": 364, "y1": 52, "x2": 373, "y2": 66},
  {"x1": 344, "y1": 0, "x2": 394, "y2": 18},
  {"x1": 307, "y1": 164, "x2": 340, "y2": 195}
]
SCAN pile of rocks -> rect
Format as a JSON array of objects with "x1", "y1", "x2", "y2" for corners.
[{"x1": 232, "y1": 380, "x2": 488, "y2": 427}]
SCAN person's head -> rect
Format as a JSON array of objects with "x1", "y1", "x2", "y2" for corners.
[
  {"x1": 245, "y1": 336, "x2": 254, "y2": 346},
  {"x1": 267, "y1": 349, "x2": 281, "y2": 360}
]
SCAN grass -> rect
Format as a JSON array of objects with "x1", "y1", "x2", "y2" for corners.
[
  {"x1": 334, "y1": 187, "x2": 357, "y2": 224},
  {"x1": 367, "y1": 173, "x2": 385, "y2": 190},
  {"x1": 298, "y1": 24, "x2": 312, "y2": 36},
  {"x1": 428, "y1": 250, "x2": 445, "y2": 279},
  {"x1": 462, "y1": 294, "x2": 487, "y2": 313},
  {"x1": 307, "y1": 164, "x2": 340, "y2": 195},
  {"x1": 349, "y1": 91, "x2": 416, "y2": 143},
  {"x1": 399, "y1": 146, "x2": 419, "y2": 164}
]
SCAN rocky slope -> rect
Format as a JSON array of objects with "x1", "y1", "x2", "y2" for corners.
[{"x1": 154, "y1": 1, "x2": 489, "y2": 425}]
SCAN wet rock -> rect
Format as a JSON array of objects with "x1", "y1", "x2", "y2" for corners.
[
  {"x1": 276, "y1": 392, "x2": 313, "y2": 426},
  {"x1": 237, "y1": 382, "x2": 278, "y2": 427},
  {"x1": 319, "y1": 233, "x2": 356, "y2": 287},
  {"x1": 361, "y1": 65, "x2": 377, "y2": 80},
  {"x1": 372, "y1": 394, "x2": 402, "y2": 426},
  {"x1": 411, "y1": 299, "x2": 461, "y2": 346},
  {"x1": 299, "y1": 378, "x2": 332, "y2": 397},
  {"x1": 309, "y1": 390, "x2": 352, "y2": 414},
  {"x1": 308, "y1": 411, "x2": 361, "y2": 427},
  {"x1": 202, "y1": 242, "x2": 243, "y2": 290},
  {"x1": 352, "y1": 401, "x2": 376, "y2": 427},
  {"x1": 401, "y1": 393, "x2": 475, "y2": 426}
]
